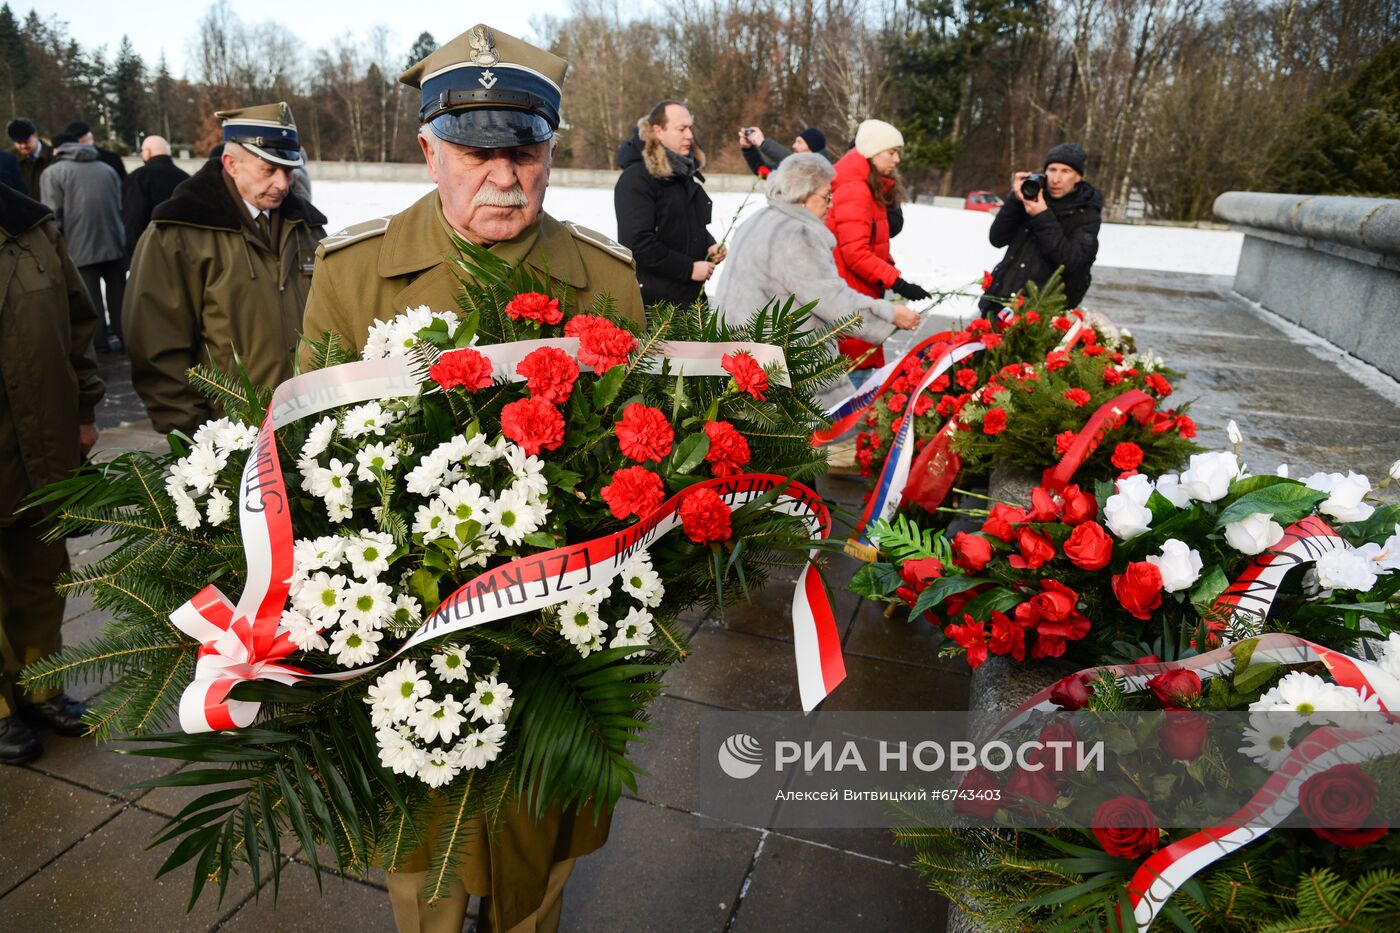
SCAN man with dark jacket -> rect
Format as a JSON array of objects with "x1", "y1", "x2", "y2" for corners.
[
  {"x1": 41, "y1": 133, "x2": 127, "y2": 352},
  {"x1": 0, "y1": 151, "x2": 24, "y2": 193},
  {"x1": 122, "y1": 134, "x2": 189, "y2": 262},
  {"x1": 979, "y1": 142, "x2": 1102, "y2": 317},
  {"x1": 0, "y1": 183, "x2": 105, "y2": 764},
  {"x1": 739, "y1": 125, "x2": 837, "y2": 176},
  {"x1": 8, "y1": 119, "x2": 53, "y2": 202},
  {"x1": 63, "y1": 121, "x2": 127, "y2": 180},
  {"x1": 614, "y1": 99, "x2": 724, "y2": 308}
]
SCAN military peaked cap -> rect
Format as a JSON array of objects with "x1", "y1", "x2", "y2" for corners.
[
  {"x1": 400, "y1": 24, "x2": 568, "y2": 149},
  {"x1": 216, "y1": 101, "x2": 303, "y2": 167}
]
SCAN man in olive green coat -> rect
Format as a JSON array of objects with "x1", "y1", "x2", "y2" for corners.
[
  {"x1": 125, "y1": 102, "x2": 327, "y2": 434},
  {"x1": 302, "y1": 25, "x2": 642, "y2": 933},
  {"x1": 0, "y1": 183, "x2": 105, "y2": 763}
]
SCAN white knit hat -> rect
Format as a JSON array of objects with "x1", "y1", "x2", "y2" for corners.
[{"x1": 855, "y1": 119, "x2": 904, "y2": 158}]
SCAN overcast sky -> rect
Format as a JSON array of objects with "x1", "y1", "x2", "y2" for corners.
[{"x1": 24, "y1": 1, "x2": 589, "y2": 78}]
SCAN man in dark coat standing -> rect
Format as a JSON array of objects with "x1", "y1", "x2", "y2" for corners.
[
  {"x1": 122, "y1": 134, "x2": 189, "y2": 262},
  {"x1": 8, "y1": 119, "x2": 53, "y2": 203},
  {"x1": 63, "y1": 121, "x2": 127, "y2": 181},
  {"x1": 614, "y1": 99, "x2": 724, "y2": 308},
  {"x1": 979, "y1": 142, "x2": 1102, "y2": 318},
  {"x1": 0, "y1": 150, "x2": 24, "y2": 194},
  {"x1": 739, "y1": 125, "x2": 838, "y2": 176}
]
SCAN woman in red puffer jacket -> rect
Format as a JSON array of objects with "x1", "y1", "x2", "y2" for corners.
[{"x1": 826, "y1": 119, "x2": 930, "y2": 373}]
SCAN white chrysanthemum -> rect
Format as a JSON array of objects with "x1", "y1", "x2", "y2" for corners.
[
  {"x1": 405, "y1": 453, "x2": 448, "y2": 497},
  {"x1": 301, "y1": 416, "x2": 337, "y2": 460},
  {"x1": 504, "y1": 445, "x2": 548, "y2": 499},
  {"x1": 411, "y1": 694, "x2": 467, "y2": 744},
  {"x1": 295, "y1": 571, "x2": 348, "y2": 621},
  {"x1": 329, "y1": 622, "x2": 382, "y2": 666},
  {"x1": 558, "y1": 598, "x2": 606, "y2": 646},
  {"x1": 342, "y1": 401, "x2": 391, "y2": 439},
  {"x1": 483, "y1": 486, "x2": 545, "y2": 546},
  {"x1": 170, "y1": 486, "x2": 203, "y2": 530},
  {"x1": 355, "y1": 442, "x2": 401, "y2": 483},
  {"x1": 280, "y1": 608, "x2": 328, "y2": 653},
  {"x1": 326, "y1": 499, "x2": 355, "y2": 523},
  {"x1": 462, "y1": 433, "x2": 499, "y2": 467},
  {"x1": 182, "y1": 444, "x2": 229, "y2": 495},
  {"x1": 440, "y1": 480, "x2": 488, "y2": 528},
  {"x1": 365, "y1": 682, "x2": 402, "y2": 730},
  {"x1": 393, "y1": 593, "x2": 423, "y2": 626},
  {"x1": 456, "y1": 533, "x2": 499, "y2": 569},
  {"x1": 306, "y1": 458, "x2": 354, "y2": 500},
  {"x1": 346, "y1": 532, "x2": 395, "y2": 580},
  {"x1": 214, "y1": 420, "x2": 258, "y2": 452},
  {"x1": 374, "y1": 662, "x2": 434, "y2": 719},
  {"x1": 413, "y1": 499, "x2": 456, "y2": 543},
  {"x1": 1239, "y1": 712, "x2": 1299, "y2": 769},
  {"x1": 340, "y1": 579, "x2": 395, "y2": 628},
  {"x1": 574, "y1": 635, "x2": 605, "y2": 658},
  {"x1": 619, "y1": 554, "x2": 664, "y2": 607},
  {"x1": 611, "y1": 606, "x2": 656, "y2": 650},
  {"x1": 464, "y1": 677, "x2": 514, "y2": 724},
  {"x1": 455, "y1": 722, "x2": 507, "y2": 770},
  {"x1": 293, "y1": 537, "x2": 346, "y2": 577},
  {"x1": 375, "y1": 726, "x2": 424, "y2": 776},
  {"x1": 206, "y1": 488, "x2": 232, "y2": 525},
  {"x1": 1254, "y1": 671, "x2": 1360, "y2": 724},
  {"x1": 431, "y1": 647, "x2": 472, "y2": 683},
  {"x1": 417, "y1": 748, "x2": 462, "y2": 788}
]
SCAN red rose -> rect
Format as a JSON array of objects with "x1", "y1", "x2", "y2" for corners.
[
  {"x1": 887, "y1": 392, "x2": 908, "y2": 414},
  {"x1": 1007, "y1": 767, "x2": 1057, "y2": 806},
  {"x1": 1049, "y1": 672, "x2": 1095, "y2": 710},
  {"x1": 1055, "y1": 430, "x2": 1077, "y2": 455},
  {"x1": 983, "y1": 407, "x2": 1008, "y2": 435},
  {"x1": 1058, "y1": 484, "x2": 1097, "y2": 525},
  {"x1": 1008, "y1": 527, "x2": 1055, "y2": 570},
  {"x1": 981, "y1": 270, "x2": 994, "y2": 290},
  {"x1": 679, "y1": 487, "x2": 732, "y2": 543},
  {"x1": 566, "y1": 314, "x2": 637, "y2": 373},
  {"x1": 1102, "y1": 366, "x2": 1124, "y2": 387},
  {"x1": 615, "y1": 403, "x2": 675, "y2": 463},
  {"x1": 429, "y1": 347, "x2": 494, "y2": 392},
  {"x1": 515, "y1": 345, "x2": 579, "y2": 403},
  {"x1": 899, "y1": 556, "x2": 944, "y2": 595},
  {"x1": 1026, "y1": 579, "x2": 1078, "y2": 624},
  {"x1": 500, "y1": 398, "x2": 565, "y2": 456},
  {"x1": 722, "y1": 351, "x2": 769, "y2": 400},
  {"x1": 1158, "y1": 710, "x2": 1208, "y2": 762},
  {"x1": 956, "y1": 368, "x2": 978, "y2": 390},
  {"x1": 1045, "y1": 350, "x2": 1070, "y2": 371},
  {"x1": 703, "y1": 421, "x2": 751, "y2": 477},
  {"x1": 986, "y1": 611, "x2": 1025, "y2": 661},
  {"x1": 955, "y1": 767, "x2": 1001, "y2": 819},
  {"x1": 1146, "y1": 669, "x2": 1202, "y2": 709},
  {"x1": 1299, "y1": 764, "x2": 1388, "y2": 848},
  {"x1": 1091, "y1": 796, "x2": 1159, "y2": 859},
  {"x1": 1113, "y1": 561, "x2": 1164, "y2": 620},
  {"x1": 1134, "y1": 654, "x2": 1163, "y2": 665},
  {"x1": 1033, "y1": 721, "x2": 1078, "y2": 778},
  {"x1": 982, "y1": 503, "x2": 1026, "y2": 542},
  {"x1": 1145, "y1": 373, "x2": 1172, "y2": 396},
  {"x1": 1063, "y1": 521, "x2": 1113, "y2": 570},
  {"x1": 1174, "y1": 414, "x2": 1197, "y2": 438},
  {"x1": 944, "y1": 615, "x2": 988, "y2": 669},
  {"x1": 1111, "y1": 442, "x2": 1144, "y2": 471},
  {"x1": 952, "y1": 532, "x2": 994, "y2": 573},
  {"x1": 502, "y1": 291, "x2": 562, "y2": 326},
  {"x1": 1063, "y1": 388, "x2": 1091, "y2": 407},
  {"x1": 600, "y1": 465, "x2": 665, "y2": 520}
]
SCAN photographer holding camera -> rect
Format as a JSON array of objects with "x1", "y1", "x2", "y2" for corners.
[{"x1": 978, "y1": 143, "x2": 1102, "y2": 318}]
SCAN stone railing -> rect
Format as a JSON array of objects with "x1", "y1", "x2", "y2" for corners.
[{"x1": 1212, "y1": 191, "x2": 1400, "y2": 379}]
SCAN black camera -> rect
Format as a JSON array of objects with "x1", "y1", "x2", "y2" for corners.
[{"x1": 1020, "y1": 172, "x2": 1047, "y2": 201}]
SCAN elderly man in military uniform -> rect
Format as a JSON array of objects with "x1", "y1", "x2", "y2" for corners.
[
  {"x1": 303, "y1": 24, "x2": 641, "y2": 933},
  {"x1": 0, "y1": 182, "x2": 105, "y2": 763},
  {"x1": 124, "y1": 102, "x2": 327, "y2": 435}
]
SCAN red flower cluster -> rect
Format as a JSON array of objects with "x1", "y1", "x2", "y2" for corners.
[
  {"x1": 983, "y1": 407, "x2": 1008, "y2": 435},
  {"x1": 516, "y1": 346, "x2": 579, "y2": 404},
  {"x1": 1063, "y1": 387, "x2": 1091, "y2": 407},
  {"x1": 429, "y1": 348, "x2": 494, "y2": 392},
  {"x1": 722, "y1": 351, "x2": 769, "y2": 400},
  {"x1": 615, "y1": 403, "x2": 674, "y2": 463},
  {"x1": 679, "y1": 487, "x2": 732, "y2": 543},
  {"x1": 503, "y1": 291, "x2": 563, "y2": 326},
  {"x1": 1110, "y1": 441, "x2": 1144, "y2": 471},
  {"x1": 565, "y1": 314, "x2": 637, "y2": 373},
  {"x1": 703, "y1": 421, "x2": 751, "y2": 477},
  {"x1": 981, "y1": 270, "x2": 994, "y2": 290},
  {"x1": 1063, "y1": 521, "x2": 1112, "y2": 569},
  {"x1": 1091, "y1": 796, "x2": 1159, "y2": 859},
  {"x1": 1299, "y1": 764, "x2": 1388, "y2": 848},
  {"x1": 1144, "y1": 373, "x2": 1172, "y2": 396},
  {"x1": 1012, "y1": 579, "x2": 1091, "y2": 658},
  {"x1": 895, "y1": 555, "x2": 944, "y2": 607},
  {"x1": 601, "y1": 465, "x2": 665, "y2": 520},
  {"x1": 500, "y1": 397, "x2": 565, "y2": 456}
]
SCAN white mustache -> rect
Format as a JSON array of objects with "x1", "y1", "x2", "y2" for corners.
[{"x1": 473, "y1": 183, "x2": 528, "y2": 208}]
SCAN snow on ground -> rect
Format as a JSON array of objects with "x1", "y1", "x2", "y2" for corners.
[{"x1": 315, "y1": 179, "x2": 1242, "y2": 320}]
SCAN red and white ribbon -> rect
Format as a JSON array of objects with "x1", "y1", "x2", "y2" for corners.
[{"x1": 1210, "y1": 515, "x2": 1348, "y2": 640}]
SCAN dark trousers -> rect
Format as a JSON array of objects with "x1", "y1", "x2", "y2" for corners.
[
  {"x1": 0, "y1": 511, "x2": 68, "y2": 719},
  {"x1": 79, "y1": 258, "x2": 127, "y2": 348}
]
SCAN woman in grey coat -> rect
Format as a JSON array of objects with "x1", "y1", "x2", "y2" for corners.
[{"x1": 713, "y1": 153, "x2": 918, "y2": 410}]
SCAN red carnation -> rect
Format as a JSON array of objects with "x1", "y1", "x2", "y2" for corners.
[
  {"x1": 1063, "y1": 521, "x2": 1113, "y2": 570},
  {"x1": 887, "y1": 392, "x2": 908, "y2": 414},
  {"x1": 500, "y1": 398, "x2": 565, "y2": 456},
  {"x1": 600, "y1": 465, "x2": 665, "y2": 520},
  {"x1": 679, "y1": 487, "x2": 732, "y2": 543},
  {"x1": 1055, "y1": 430, "x2": 1077, "y2": 455},
  {"x1": 757, "y1": 165, "x2": 771, "y2": 179},
  {"x1": 913, "y1": 394, "x2": 935, "y2": 417},
  {"x1": 703, "y1": 420, "x2": 751, "y2": 477},
  {"x1": 983, "y1": 407, "x2": 1008, "y2": 435},
  {"x1": 1144, "y1": 373, "x2": 1172, "y2": 397},
  {"x1": 1051, "y1": 316, "x2": 1072, "y2": 332},
  {"x1": 1045, "y1": 350, "x2": 1071, "y2": 371},
  {"x1": 956, "y1": 368, "x2": 978, "y2": 390},
  {"x1": 982, "y1": 332, "x2": 1002, "y2": 349},
  {"x1": 952, "y1": 532, "x2": 994, "y2": 573},
  {"x1": 1111, "y1": 442, "x2": 1144, "y2": 471},
  {"x1": 1103, "y1": 366, "x2": 1125, "y2": 387},
  {"x1": 1063, "y1": 388, "x2": 1091, "y2": 407},
  {"x1": 1024, "y1": 309, "x2": 1040, "y2": 323},
  {"x1": 1113, "y1": 561, "x2": 1164, "y2": 620},
  {"x1": 722, "y1": 351, "x2": 769, "y2": 400},
  {"x1": 503, "y1": 291, "x2": 562, "y2": 326},
  {"x1": 1300, "y1": 764, "x2": 1388, "y2": 848},
  {"x1": 1092, "y1": 797, "x2": 1159, "y2": 859},
  {"x1": 1083, "y1": 344, "x2": 1105, "y2": 357},
  {"x1": 981, "y1": 270, "x2": 994, "y2": 291},
  {"x1": 566, "y1": 314, "x2": 637, "y2": 373},
  {"x1": 1008, "y1": 526, "x2": 1055, "y2": 570},
  {"x1": 1174, "y1": 414, "x2": 1197, "y2": 438},
  {"x1": 516, "y1": 346, "x2": 579, "y2": 403},
  {"x1": 930, "y1": 374, "x2": 949, "y2": 393},
  {"x1": 429, "y1": 347, "x2": 494, "y2": 392},
  {"x1": 615, "y1": 403, "x2": 674, "y2": 463}
]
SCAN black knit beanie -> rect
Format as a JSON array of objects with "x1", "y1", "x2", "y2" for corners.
[
  {"x1": 797, "y1": 127, "x2": 827, "y2": 153},
  {"x1": 1043, "y1": 142, "x2": 1087, "y2": 175}
]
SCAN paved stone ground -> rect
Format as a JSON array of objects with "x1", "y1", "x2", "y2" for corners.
[{"x1": 3, "y1": 266, "x2": 1397, "y2": 932}]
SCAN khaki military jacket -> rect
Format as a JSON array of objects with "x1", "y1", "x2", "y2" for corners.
[
  {"x1": 302, "y1": 189, "x2": 643, "y2": 362},
  {"x1": 124, "y1": 159, "x2": 327, "y2": 434},
  {"x1": 0, "y1": 185, "x2": 104, "y2": 520}
]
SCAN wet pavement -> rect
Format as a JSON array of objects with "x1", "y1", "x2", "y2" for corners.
[{"x1": 3, "y1": 266, "x2": 1397, "y2": 931}]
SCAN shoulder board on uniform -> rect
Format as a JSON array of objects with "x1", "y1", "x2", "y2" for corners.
[
  {"x1": 563, "y1": 221, "x2": 634, "y2": 267},
  {"x1": 319, "y1": 215, "x2": 392, "y2": 254}
]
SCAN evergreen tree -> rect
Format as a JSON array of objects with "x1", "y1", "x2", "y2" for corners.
[
  {"x1": 109, "y1": 36, "x2": 146, "y2": 150},
  {"x1": 0, "y1": 3, "x2": 28, "y2": 116},
  {"x1": 405, "y1": 31, "x2": 436, "y2": 70}
]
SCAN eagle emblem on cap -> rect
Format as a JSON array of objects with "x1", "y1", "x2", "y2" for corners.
[{"x1": 468, "y1": 26, "x2": 499, "y2": 67}]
